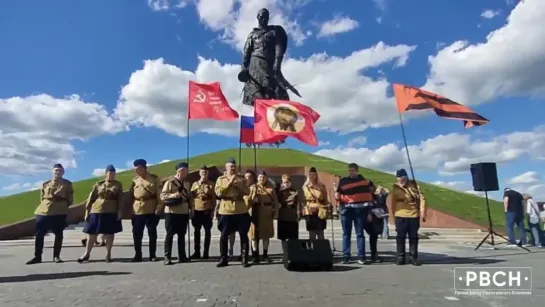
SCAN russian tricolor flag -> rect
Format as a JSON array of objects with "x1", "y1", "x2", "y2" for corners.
[{"x1": 240, "y1": 104, "x2": 255, "y2": 143}]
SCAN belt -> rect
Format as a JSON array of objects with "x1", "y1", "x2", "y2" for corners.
[
  {"x1": 257, "y1": 203, "x2": 274, "y2": 207},
  {"x1": 222, "y1": 197, "x2": 241, "y2": 201}
]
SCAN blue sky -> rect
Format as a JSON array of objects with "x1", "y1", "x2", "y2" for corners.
[{"x1": 0, "y1": 0, "x2": 543, "y2": 201}]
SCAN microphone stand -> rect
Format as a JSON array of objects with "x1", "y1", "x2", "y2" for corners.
[{"x1": 330, "y1": 181, "x2": 341, "y2": 255}]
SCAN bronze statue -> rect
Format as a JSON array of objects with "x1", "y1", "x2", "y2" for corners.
[{"x1": 238, "y1": 8, "x2": 301, "y2": 107}]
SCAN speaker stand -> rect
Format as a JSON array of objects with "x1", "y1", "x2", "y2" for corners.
[
  {"x1": 329, "y1": 208, "x2": 342, "y2": 255},
  {"x1": 474, "y1": 191, "x2": 530, "y2": 252}
]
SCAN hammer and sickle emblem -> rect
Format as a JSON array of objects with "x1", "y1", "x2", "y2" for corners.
[{"x1": 194, "y1": 90, "x2": 207, "y2": 103}]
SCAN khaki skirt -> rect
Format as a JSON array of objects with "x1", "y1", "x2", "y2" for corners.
[{"x1": 249, "y1": 205, "x2": 275, "y2": 240}]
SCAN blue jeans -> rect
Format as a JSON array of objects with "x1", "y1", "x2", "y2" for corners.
[
  {"x1": 340, "y1": 207, "x2": 365, "y2": 258},
  {"x1": 527, "y1": 219, "x2": 543, "y2": 247},
  {"x1": 382, "y1": 216, "x2": 390, "y2": 238},
  {"x1": 506, "y1": 212, "x2": 526, "y2": 245}
]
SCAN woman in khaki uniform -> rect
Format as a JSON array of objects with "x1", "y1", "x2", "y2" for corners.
[
  {"x1": 302, "y1": 167, "x2": 329, "y2": 240},
  {"x1": 277, "y1": 174, "x2": 302, "y2": 241},
  {"x1": 249, "y1": 171, "x2": 279, "y2": 263},
  {"x1": 78, "y1": 165, "x2": 123, "y2": 263}
]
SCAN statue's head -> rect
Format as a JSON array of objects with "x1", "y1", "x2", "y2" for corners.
[{"x1": 257, "y1": 8, "x2": 269, "y2": 27}]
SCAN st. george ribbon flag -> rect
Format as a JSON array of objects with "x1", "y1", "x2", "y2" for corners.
[
  {"x1": 393, "y1": 83, "x2": 489, "y2": 128},
  {"x1": 240, "y1": 103, "x2": 286, "y2": 144},
  {"x1": 188, "y1": 81, "x2": 239, "y2": 120},
  {"x1": 253, "y1": 99, "x2": 320, "y2": 146}
]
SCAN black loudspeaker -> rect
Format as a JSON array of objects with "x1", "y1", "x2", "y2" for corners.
[
  {"x1": 282, "y1": 239, "x2": 333, "y2": 271},
  {"x1": 470, "y1": 163, "x2": 499, "y2": 192}
]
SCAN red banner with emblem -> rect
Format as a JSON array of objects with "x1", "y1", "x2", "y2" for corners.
[
  {"x1": 254, "y1": 99, "x2": 320, "y2": 146},
  {"x1": 188, "y1": 81, "x2": 239, "y2": 120}
]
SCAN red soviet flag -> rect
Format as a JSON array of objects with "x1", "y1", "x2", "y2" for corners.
[
  {"x1": 188, "y1": 81, "x2": 239, "y2": 120},
  {"x1": 254, "y1": 99, "x2": 320, "y2": 146}
]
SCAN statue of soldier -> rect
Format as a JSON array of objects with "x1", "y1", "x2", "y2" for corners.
[{"x1": 238, "y1": 8, "x2": 301, "y2": 108}]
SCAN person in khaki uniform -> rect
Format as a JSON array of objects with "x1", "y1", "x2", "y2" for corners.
[
  {"x1": 26, "y1": 164, "x2": 73, "y2": 265},
  {"x1": 228, "y1": 169, "x2": 256, "y2": 261},
  {"x1": 248, "y1": 170, "x2": 279, "y2": 264},
  {"x1": 160, "y1": 162, "x2": 193, "y2": 265},
  {"x1": 302, "y1": 167, "x2": 329, "y2": 240},
  {"x1": 127, "y1": 159, "x2": 163, "y2": 262},
  {"x1": 387, "y1": 169, "x2": 427, "y2": 266},
  {"x1": 277, "y1": 174, "x2": 302, "y2": 242},
  {"x1": 190, "y1": 165, "x2": 216, "y2": 260},
  {"x1": 78, "y1": 165, "x2": 123, "y2": 263},
  {"x1": 215, "y1": 157, "x2": 251, "y2": 268}
]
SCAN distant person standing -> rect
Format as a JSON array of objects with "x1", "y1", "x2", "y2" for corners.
[
  {"x1": 26, "y1": 164, "x2": 73, "y2": 265},
  {"x1": 276, "y1": 174, "x2": 302, "y2": 242},
  {"x1": 78, "y1": 165, "x2": 123, "y2": 263},
  {"x1": 524, "y1": 194, "x2": 544, "y2": 247},
  {"x1": 387, "y1": 169, "x2": 427, "y2": 266},
  {"x1": 128, "y1": 159, "x2": 163, "y2": 262},
  {"x1": 504, "y1": 188, "x2": 527, "y2": 246},
  {"x1": 302, "y1": 167, "x2": 329, "y2": 240},
  {"x1": 190, "y1": 165, "x2": 216, "y2": 260},
  {"x1": 335, "y1": 163, "x2": 376, "y2": 265}
]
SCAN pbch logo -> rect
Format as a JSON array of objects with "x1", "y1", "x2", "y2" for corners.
[{"x1": 454, "y1": 267, "x2": 532, "y2": 291}]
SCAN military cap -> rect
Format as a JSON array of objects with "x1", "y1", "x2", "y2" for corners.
[
  {"x1": 105, "y1": 164, "x2": 116, "y2": 173},
  {"x1": 133, "y1": 159, "x2": 147, "y2": 167},
  {"x1": 200, "y1": 165, "x2": 208, "y2": 170},
  {"x1": 226, "y1": 157, "x2": 236, "y2": 164},
  {"x1": 396, "y1": 169, "x2": 408, "y2": 178},
  {"x1": 53, "y1": 163, "x2": 64, "y2": 169},
  {"x1": 259, "y1": 170, "x2": 268, "y2": 176},
  {"x1": 176, "y1": 162, "x2": 188, "y2": 170},
  {"x1": 309, "y1": 166, "x2": 317, "y2": 173}
]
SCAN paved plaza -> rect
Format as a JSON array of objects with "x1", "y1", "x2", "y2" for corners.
[{"x1": 0, "y1": 233, "x2": 543, "y2": 307}]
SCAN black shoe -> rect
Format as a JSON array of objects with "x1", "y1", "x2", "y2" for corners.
[
  {"x1": 262, "y1": 255, "x2": 272, "y2": 263},
  {"x1": 178, "y1": 257, "x2": 190, "y2": 263},
  {"x1": 77, "y1": 255, "x2": 90, "y2": 263},
  {"x1": 190, "y1": 252, "x2": 201, "y2": 260},
  {"x1": 202, "y1": 252, "x2": 209, "y2": 259},
  {"x1": 164, "y1": 258, "x2": 173, "y2": 265},
  {"x1": 341, "y1": 257, "x2": 350, "y2": 264},
  {"x1": 26, "y1": 257, "x2": 42, "y2": 265},
  {"x1": 216, "y1": 258, "x2": 228, "y2": 268},
  {"x1": 410, "y1": 257, "x2": 421, "y2": 266},
  {"x1": 132, "y1": 255, "x2": 142, "y2": 263},
  {"x1": 53, "y1": 257, "x2": 63, "y2": 263},
  {"x1": 228, "y1": 249, "x2": 234, "y2": 257},
  {"x1": 251, "y1": 251, "x2": 260, "y2": 264},
  {"x1": 235, "y1": 255, "x2": 242, "y2": 262},
  {"x1": 81, "y1": 238, "x2": 87, "y2": 247},
  {"x1": 149, "y1": 256, "x2": 158, "y2": 262},
  {"x1": 371, "y1": 254, "x2": 382, "y2": 263},
  {"x1": 396, "y1": 256, "x2": 406, "y2": 265}
]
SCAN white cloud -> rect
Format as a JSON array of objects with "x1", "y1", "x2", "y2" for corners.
[
  {"x1": 147, "y1": 0, "x2": 188, "y2": 12},
  {"x1": 2, "y1": 181, "x2": 41, "y2": 192},
  {"x1": 347, "y1": 136, "x2": 367, "y2": 147},
  {"x1": 0, "y1": 94, "x2": 126, "y2": 175},
  {"x1": 315, "y1": 126, "x2": 545, "y2": 175},
  {"x1": 114, "y1": 41, "x2": 415, "y2": 137},
  {"x1": 481, "y1": 9, "x2": 500, "y2": 19},
  {"x1": 372, "y1": 0, "x2": 387, "y2": 12},
  {"x1": 190, "y1": 0, "x2": 310, "y2": 50},
  {"x1": 424, "y1": 0, "x2": 545, "y2": 107},
  {"x1": 317, "y1": 16, "x2": 359, "y2": 37},
  {"x1": 508, "y1": 171, "x2": 540, "y2": 185}
]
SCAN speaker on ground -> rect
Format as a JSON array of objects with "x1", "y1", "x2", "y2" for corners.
[{"x1": 282, "y1": 239, "x2": 333, "y2": 271}]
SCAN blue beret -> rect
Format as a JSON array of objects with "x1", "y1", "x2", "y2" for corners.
[
  {"x1": 227, "y1": 157, "x2": 236, "y2": 164},
  {"x1": 133, "y1": 159, "x2": 147, "y2": 167},
  {"x1": 53, "y1": 163, "x2": 64, "y2": 169},
  {"x1": 396, "y1": 169, "x2": 408, "y2": 178},
  {"x1": 105, "y1": 165, "x2": 116, "y2": 173},
  {"x1": 176, "y1": 162, "x2": 188, "y2": 170},
  {"x1": 200, "y1": 165, "x2": 208, "y2": 170}
]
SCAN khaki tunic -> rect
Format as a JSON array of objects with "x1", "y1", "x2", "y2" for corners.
[
  {"x1": 35, "y1": 179, "x2": 74, "y2": 216},
  {"x1": 302, "y1": 183, "x2": 328, "y2": 220},
  {"x1": 129, "y1": 173, "x2": 162, "y2": 215},
  {"x1": 85, "y1": 180, "x2": 124, "y2": 214},
  {"x1": 160, "y1": 177, "x2": 193, "y2": 215},
  {"x1": 277, "y1": 188, "x2": 302, "y2": 222},
  {"x1": 191, "y1": 180, "x2": 216, "y2": 211},
  {"x1": 248, "y1": 182, "x2": 278, "y2": 240},
  {"x1": 215, "y1": 174, "x2": 250, "y2": 215},
  {"x1": 391, "y1": 182, "x2": 427, "y2": 218}
]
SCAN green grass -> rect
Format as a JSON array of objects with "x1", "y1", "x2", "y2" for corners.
[{"x1": 0, "y1": 148, "x2": 504, "y2": 229}]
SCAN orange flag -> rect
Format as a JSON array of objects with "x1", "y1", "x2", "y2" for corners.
[{"x1": 393, "y1": 84, "x2": 489, "y2": 128}]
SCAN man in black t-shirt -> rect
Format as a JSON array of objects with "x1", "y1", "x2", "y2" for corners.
[{"x1": 503, "y1": 188, "x2": 527, "y2": 246}]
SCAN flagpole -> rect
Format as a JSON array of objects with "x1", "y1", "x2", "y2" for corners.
[
  {"x1": 253, "y1": 144, "x2": 257, "y2": 173},
  {"x1": 397, "y1": 111, "x2": 419, "y2": 187},
  {"x1": 186, "y1": 96, "x2": 191, "y2": 259}
]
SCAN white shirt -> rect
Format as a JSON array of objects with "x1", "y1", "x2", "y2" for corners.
[{"x1": 526, "y1": 199, "x2": 540, "y2": 219}]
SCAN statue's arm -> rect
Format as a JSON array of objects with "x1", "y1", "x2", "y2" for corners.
[
  {"x1": 242, "y1": 32, "x2": 253, "y2": 70},
  {"x1": 274, "y1": 25, "x2": 288, "y2": 71}
]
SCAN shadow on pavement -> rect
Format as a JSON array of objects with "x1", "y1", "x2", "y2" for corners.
[
  {"x1": 0, "y1": 271, "x2": 130, "y2": 284},
  {"x1": 375, "y1": 251, "x2": 506, "y2": 265}
]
